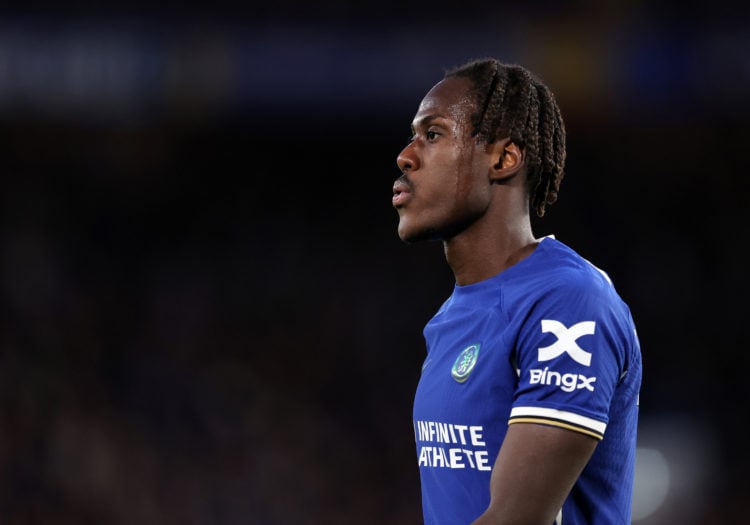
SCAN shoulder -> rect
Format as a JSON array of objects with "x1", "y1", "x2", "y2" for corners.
[
  {"x1": 500, "y1": 238, "x2": 636, "y2": 336},
  {"x1": 508, "y1": 237, "x2": 616, "y2": 300}
]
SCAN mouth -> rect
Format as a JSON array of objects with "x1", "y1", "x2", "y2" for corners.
[{"x1": 392, "y1": 178, "x2": 412, "y2": 208}]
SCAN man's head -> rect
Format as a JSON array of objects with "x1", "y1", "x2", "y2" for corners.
[
  {"x1": 393, "y1": 58, "x2": 566, "y2": 244},
  {"x1": 445, "y1": 58, "x2": 567, "y2": 218}
]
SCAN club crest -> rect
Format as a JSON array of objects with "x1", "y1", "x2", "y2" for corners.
[{"x1": 451, "y1": 344, "x2": 480, "y2": 383}]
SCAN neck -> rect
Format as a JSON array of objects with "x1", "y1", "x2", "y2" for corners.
[{"x1": 443, "y1": 216, "x2": 539, "y2": 286}]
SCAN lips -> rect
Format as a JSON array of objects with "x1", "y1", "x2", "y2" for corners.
[{"x1": 392, "y1": 178, "x2": 412, "y2": 208}]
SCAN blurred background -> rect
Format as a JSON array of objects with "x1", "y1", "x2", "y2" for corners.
[{"x1": 0, "y1": 2, "x2": 747, "y2": 524}]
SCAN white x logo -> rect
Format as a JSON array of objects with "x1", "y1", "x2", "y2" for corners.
[{"x1": 538, "y1": 320, "x2": 595, "y2": 366}]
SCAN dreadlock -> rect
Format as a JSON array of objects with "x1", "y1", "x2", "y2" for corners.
[{"x1": 445, "y1": 58, "x2": 566, "y2": 218}]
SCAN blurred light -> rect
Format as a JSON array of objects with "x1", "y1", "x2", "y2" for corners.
[
  {"x1": 632, "y1": 447, "x2": 670, "y2": 521},
  {"x1": 0, "y1": 16, "x2": 747, "y2": 124},
  {"x1": 632, "y1": 414, "x2": 718, "y2": 524}
]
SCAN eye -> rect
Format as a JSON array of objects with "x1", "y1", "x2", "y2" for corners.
[{"x1": 407, "y1": 127, "x2": 442, "y2": 143}]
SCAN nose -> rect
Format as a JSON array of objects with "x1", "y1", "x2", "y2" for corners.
[{"x1": 396, "y1": 142, "x2": 418, "y2": 173}]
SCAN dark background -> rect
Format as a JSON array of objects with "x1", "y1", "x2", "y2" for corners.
[{"x1": 0, "y1": 3, "x2": 747, "y2": 524}]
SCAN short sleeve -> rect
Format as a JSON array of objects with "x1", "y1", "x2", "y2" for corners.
[{"x1": 508, "y1": 273, "x2": 629, "y2": 440}]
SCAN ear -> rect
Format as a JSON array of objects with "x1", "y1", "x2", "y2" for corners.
[{"x1": 488, "y1": 139, "x2": 524, "y2": 183}]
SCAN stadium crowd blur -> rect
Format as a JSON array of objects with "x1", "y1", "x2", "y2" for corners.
[{"x1": 0, "y1": 3, "x2": 746, "y2": 524}]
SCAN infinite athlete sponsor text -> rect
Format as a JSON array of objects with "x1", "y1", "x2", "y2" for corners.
[{"x1": 414, "y1": 420, "x2": 492, "y2": 471}]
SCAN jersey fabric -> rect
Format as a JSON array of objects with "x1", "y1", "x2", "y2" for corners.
[{"x1": 413, "y1": 236, "x2": 642, "y2": 524}]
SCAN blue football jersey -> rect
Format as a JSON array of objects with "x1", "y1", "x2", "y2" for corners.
[{"x1": 413, "y1": 236, "x2": 642, "y2": 524}]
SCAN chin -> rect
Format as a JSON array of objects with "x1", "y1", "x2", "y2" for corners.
[{"x1": 398, "y1": 222, "x2": 441, "y2": 243}]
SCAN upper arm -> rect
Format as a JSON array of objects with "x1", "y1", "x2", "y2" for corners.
[
  {"x1": 472, "y1": 423, "x2": 598, "y2": 525},
  {"x1": 470, "y1": 264, "x2": 633, "y2": 524}
]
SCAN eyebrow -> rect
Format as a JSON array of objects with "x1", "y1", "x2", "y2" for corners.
[{"x1": 411, "y1": 113, "x2": 447, "y2": 132}]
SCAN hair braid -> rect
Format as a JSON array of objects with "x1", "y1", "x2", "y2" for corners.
[
  {"x1": 481, "y1": 69, "x2": 509, "y2": 141},
  {"x1": 445, "y1": 58, "x2": 566, "y2": 217},
  {"x1": 533, "y1": 82, "x2": 566, "y2": 216},
  {"x1": 472, "y1": 62, "x2": 501, "y2": 137},
  {"x1": 519, "y1": 69, "x2": 540, "y2": 164},
  {"x1": 504, "y1": 66, "x2": 533, "y2": 145}
]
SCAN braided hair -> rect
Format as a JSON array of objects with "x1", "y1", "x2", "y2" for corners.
[{"x1": 445, "y1": 58, "x2": 566, "y2": 218}]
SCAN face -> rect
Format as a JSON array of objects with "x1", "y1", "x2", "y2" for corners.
[{"x1": 393, "y1": 76, "x2": 495, "y2": 243}]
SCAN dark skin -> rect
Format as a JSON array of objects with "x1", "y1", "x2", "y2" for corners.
[{"x1": 394, "y1": 76, "x2": 597, "y2": 524}]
